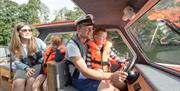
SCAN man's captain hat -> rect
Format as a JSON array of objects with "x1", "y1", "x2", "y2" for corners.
[{"x1": 75, "y1": 14, "x2": 94, "y2": 26}]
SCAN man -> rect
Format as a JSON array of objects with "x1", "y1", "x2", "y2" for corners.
[{"x1": 66, "y1": 14, "x2": 128, "y2": 91}]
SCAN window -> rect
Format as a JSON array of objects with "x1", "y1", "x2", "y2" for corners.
[
  {"x1": 45, "y1": 30, "x2": 134, "y2": 59},
  {"x1": 44, "y1": 29, "x2": 135, "y2": 66},
  {"x1": 107, "y1": 29, "x2": 134, "y2": 61},
  {"x1": 44, "y1": 32, "x2": 74, "y2": 45},
  {"x1": 128, "y1": 0, "x2": 180, "y2": 71}
]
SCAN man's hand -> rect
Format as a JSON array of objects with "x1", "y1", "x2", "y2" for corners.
[
  {"x1": 111, "y1": 71, "x2": 128, "y2": 83},
  {"x1": 122, "y1": 61, "x2": 129, "y2": 70},
  {"x1": 25, "y1": 67, "x2": 35, "y2": 77}
]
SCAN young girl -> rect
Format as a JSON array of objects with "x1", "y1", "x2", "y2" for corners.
[
  {"x1": 32, "y1": 35, "x2": 66, "y2": 91},
  {"x1": 10, "y1": 22, "x2": 46, "y2": 91}
]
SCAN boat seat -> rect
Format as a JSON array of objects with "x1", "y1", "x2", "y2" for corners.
[{"x1": 47, "y1": 61, "x2": 79, "y2": 91}]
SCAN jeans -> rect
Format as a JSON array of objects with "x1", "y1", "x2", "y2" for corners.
[{"x1": 72, "y1": 78, "x2": 100, "y2": 91}]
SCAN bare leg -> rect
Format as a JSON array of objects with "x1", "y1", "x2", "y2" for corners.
[
  {"x1": 98, "y1": 80, "x2": 119, "y2": 91},
  {"x1": 113, "y1": 81, "x2": 126, "y2": 91},
  {"x1": 12, "y1": 79, "x2": 26, "y2": 91},
  {"x1": 43, "y1": 78, "x2": 48, "y2": 91},
  {"x1": 113, "y1": 67, "x2": 127, "y2": 91},
  {"x1": 25, "y1": 77, "x2": 35, "y2": 91},
  {"x1": 32, "y1": 74, "x2": 46, "y2": 91}
]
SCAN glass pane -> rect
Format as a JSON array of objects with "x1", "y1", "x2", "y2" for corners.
[
  {"x1": 128, "y1": 0, "x2": 180, "y2": 71},
  {"x1": 107, "y1": 31, "x2": 133, "y2": 60},
  {"x1": 44, "y1": 32, "x2": 74, "y2": 45}
]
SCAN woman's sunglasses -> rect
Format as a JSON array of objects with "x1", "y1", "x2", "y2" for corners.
[{"x1": 19, "y1": 29, "x2": 32, "y2": 32}]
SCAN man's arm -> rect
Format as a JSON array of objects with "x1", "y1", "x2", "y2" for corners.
[
  {"x1": 70, "y1": 56, "x2": 112, "y2": 80},
  {"x1": 71, "y1": 56, "x2": 128, "y2": 82},
  {"x1": 67, "y1": 40, "x2": 128, "y2": 81}
]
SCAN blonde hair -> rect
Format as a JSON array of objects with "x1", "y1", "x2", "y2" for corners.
[
  {"x1": 50, "y1": 35, "x2": 63, "y2": 46},
  {"x1": 9, "y1": 22, "x2": 36, "y2": 58}
]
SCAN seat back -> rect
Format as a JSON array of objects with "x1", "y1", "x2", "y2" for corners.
[{"x1": 47, "y1": 61, "x2": 71, "y2": 90}]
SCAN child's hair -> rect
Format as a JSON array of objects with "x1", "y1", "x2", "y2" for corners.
[
  {"x1": 93, "y1": 27, "x2": 107, "y2": 36},
  {"x1": 50, "y1": 35, "x2": 63, "y2": 46}
]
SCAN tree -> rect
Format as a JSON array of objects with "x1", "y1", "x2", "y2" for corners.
[
  {"x1": 53, "y1": 7, "x2": 84, "y2": 21},
  {"x1": 53, "y1": 7, "x2": 69, "y2": 21},
  {"x1": 65, "y1": 7, "x2": 84, "y2": 20},
  {"x1": 0, "y1": 0, "x2": 19, "y2": 45},
  {"x1": 39, "y1": 2, "x2": 50, "y2": 23},
  {"x1": 18, "y1": 0, "x2": 41, "y2": 24},
  {"x1": 0, "y1": 0, "x2": 49, "y2": 45}
]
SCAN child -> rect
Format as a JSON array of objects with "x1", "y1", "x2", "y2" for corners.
[{"x1": 32, "y1": 35, "x2": 66, "y2": 91}]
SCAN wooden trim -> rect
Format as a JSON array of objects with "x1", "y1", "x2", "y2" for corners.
[
  {"x1": 47, "y1": 61, "x2": 58, "y2": 91},
  {"x1": 0, "y1": 67, "x2": 12, "y2": 91},
  {"x1": 128, "y1": 74, "x2": 153, "y2": 91},
  {"x1": 0, "y1": 67, "x2": 11, "y2": 79}
]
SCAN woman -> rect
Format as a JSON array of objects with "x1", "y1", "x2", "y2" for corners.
[
  {"x1": 32, "y1": 35, "x2": 66, "y2": 91},
  {"x1": 9, "y1": 22, "x2": 46, "y2": 91}
]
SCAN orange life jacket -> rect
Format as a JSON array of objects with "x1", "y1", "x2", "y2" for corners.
[
  {"x1": 43, "y1": 45, "x2": 66, "y2": 74},
  {"x1": 43, "y1": 46, "x2": 56, "y2": 74},
  {"x1": 86, "y1": 40, "x2": 114, "y2": 72}
]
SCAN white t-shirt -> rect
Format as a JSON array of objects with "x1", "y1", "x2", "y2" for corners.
[{"x1": 66, "y1": 40, "x2": 81, "y2": 60}]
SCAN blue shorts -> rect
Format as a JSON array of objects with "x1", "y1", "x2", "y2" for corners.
[{"x1": 72, "y1": 78, "x2": 100, "y2": 91}]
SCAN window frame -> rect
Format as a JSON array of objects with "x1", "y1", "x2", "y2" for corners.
[{"x1": 123, "y1": 0, "x2": 180, "y2": 77}]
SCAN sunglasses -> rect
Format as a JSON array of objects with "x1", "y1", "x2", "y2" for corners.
[{"x1": 19, "y1": 29, "x2": 32, "y2": 32}]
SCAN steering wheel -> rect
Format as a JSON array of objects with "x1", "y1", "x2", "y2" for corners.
[
  {"x1": 123, "y1": 58, "x2": 139, "y2": 84},
  {"x1": 124, "y1": 57, "x2": 136, "y2": 72}
]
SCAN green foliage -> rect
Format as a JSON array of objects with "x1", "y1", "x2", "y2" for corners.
[
  {"x1": 155, "y1": 0, "x2": 177, "y2": 9},
  {"x1": 53, "y1": 7, "x2": 69, "y2": 21},
  {"x1": 65, "y1": 7, "x2": 84, "y2": 20},
  {"x1": 0, "y1": 0, "x2": 19, "y2": 45},
  {"x1": 53, "y1": 7, "x2": 84, "y2": 21},
  {"x1": 0, "y1": 0, "x2": 49, "y2": 45},
  {"x1": 18, "y1": 0, "x2": 41, "y2": 23},
  {"x1": 0, "y1": 0, "x2": 84, "y2": 46},
  {"x1": 62, "y1": 32, "x2": 74, "y2": 40},
  {"x1": 39, "y1": 3, "x2": 50, "y2": 23}
]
